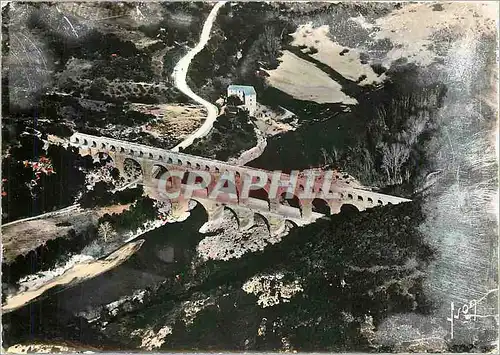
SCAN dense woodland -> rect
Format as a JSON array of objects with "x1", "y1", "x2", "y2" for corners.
[
  {"x1": 1, "y1": 136, "x2": 91, "y2": 222},
  {"x1": 1, "y1": 1, "x2": 212, "y2": 221},
  {"x1": 3, "y1": 2, "x2": 493, "y2": 353},
  {"x1": 10, "y1": 199, "x2": 437, "y2": 352},
  {"x1": 187, "y1": 2, "x2": 446, "y2": 193},
  {"x1": 182, "y1": 109, "x2": 258, "y2": 161},
  {"x1": 250, "y1": 67, "x2": 447, "y2": 193},
  {"x1": 3, "y1": 2, "x2": 209, "y2": 142}
]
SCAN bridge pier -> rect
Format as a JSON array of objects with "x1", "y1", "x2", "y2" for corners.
[
  {"x1": 269, "y1": 198, "x2": 281, "y2": 213},
  {"x1": 144, "y1": 184, "x2": 164, "y2": 201},
  {"x1": 260, "y1": 213, "x2": 286, "y2": 237},
  {"x1": 233, "y1": 206, "x2": 254, "y2": 231},
  {"x1": 194, "y1": 199, "x2": 224, "y2": 224},
  {"x1": 268, "y1": 215, "x2": 286, "y2": 236},
  {"x1": 355, "y1": 203, "x2": 367, "y2": 212},
  {"x1": 64, "y1": 132, "x2": 412, "y2": 231},
  {"x1": 140, "y1": 160, "x2": 154, "y2": 186},
  {"x1": 170, "y1": 198, "x2": 190, "y2": 218},
  {"x1": 329, "y1": 200, "x2": 342, "y2": 215},
  {"x1": 301, "y1": 202, "x2": 313, "y2": 220},
  {"x1": 77, "y1": 146, "x2": 92, "y2": 157},
  {"x1": 112, "y1": 154, "x2": 126, "y2": 178}
]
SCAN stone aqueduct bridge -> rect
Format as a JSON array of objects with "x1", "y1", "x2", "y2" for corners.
[{"x1": 68, "y1": 133, "x2": 411, "y2": 235}]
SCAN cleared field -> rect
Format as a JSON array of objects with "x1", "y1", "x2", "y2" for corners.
[
  {"x1": 130, "y1": 103, "x2": 206, "y2": 141},
  {"x1": 265, "y1": 50, "x2": 358, "y2": 105},
  {"x1": 2, "y1": 204, "x2": 131, "y2": 263},
  {"x1": 374, "y1": 2, "x2": 498, "y2": 66},
  {"x1": 291, "y1": 24, "x2": 386, "y2": 86}
]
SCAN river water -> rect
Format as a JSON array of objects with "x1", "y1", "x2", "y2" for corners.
[
  {"x1": 2, "y1": 99, "x2": 361, "y2": 348},
  {"x1": 3, "y1": 48, "x2": 498, "y2": 351},
  {"x1": 1, "y1": 64, "x2": 416, "y2": 346},
  {"x1": 2, "y1": 204, "x2": 210, "y2": 347}
]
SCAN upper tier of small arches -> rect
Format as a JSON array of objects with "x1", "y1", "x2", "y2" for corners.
[{"x1": 69, "y1": 133, "x2": 410, "y2": 206}]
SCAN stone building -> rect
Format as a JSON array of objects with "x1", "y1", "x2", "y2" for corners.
[{"x1": 227, "y1": 85, "x2": 257, "y2": 116}]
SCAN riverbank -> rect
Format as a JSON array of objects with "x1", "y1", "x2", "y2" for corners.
[{"x1": 2, "y1": 239, "x2": 145, "y2": 314}]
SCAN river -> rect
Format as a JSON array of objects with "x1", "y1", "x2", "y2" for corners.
[
  {"x1": 3, "y1": 2, "x2": 497, "y2": 351},
  {"x1": 1, "y1": 205, "x2": 210, "y2": 348}
]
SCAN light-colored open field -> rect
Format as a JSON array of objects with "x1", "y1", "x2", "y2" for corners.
[
  {"x1": 291, "y1": 23, "x2": 386, "y2": 86},
  {"x1": 2, "y1": 209, "x2": 97, "y2": 263},
  {"x1": 2, "y1": 204, "x2": 131, "y2": 263},
  {"x1": 374, "y1": 2, "x2": 498, "y2": 66},
  {"x1": 265, "y1": 50, "x2": 358, "y2": 105},
  {"x1": 130, "y1": 103, "x2": 206, "y2": 141}
]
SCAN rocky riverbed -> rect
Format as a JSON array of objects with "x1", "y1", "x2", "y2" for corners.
[{"x1": 1, "y1": 1, "x2": 498, "y2": 353}]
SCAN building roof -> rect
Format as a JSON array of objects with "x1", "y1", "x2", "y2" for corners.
[{"x1": 227, "y1": 85, "x2": 256, "y2": 96}]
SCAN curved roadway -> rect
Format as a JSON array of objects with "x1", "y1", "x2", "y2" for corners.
[{"x1": 171, "y1": 1, "x2": 227, "y2": 152}]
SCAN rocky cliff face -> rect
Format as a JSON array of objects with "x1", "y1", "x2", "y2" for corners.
[{"x1": 196, "y1": 208, "x2": 292, "y2": 262}]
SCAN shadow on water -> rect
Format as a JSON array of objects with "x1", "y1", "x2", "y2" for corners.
[
  {"x1": 117, "y1": 200, "x2": 435, "y2": 352},
  {"x1": 248, "y1": 110, "x2": 363, "y2": 171},
  {"x1": 2, "y1": 197, "x2": 436, "y2": 351}
]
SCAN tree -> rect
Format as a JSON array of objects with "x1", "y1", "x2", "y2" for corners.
[
  {"x1": 380, "y1": 142, "x2": 410, "y2": 185},
  {"x1": 227, "y1": 95, "x2": 243, "y2": 106},
  {"x1": 260, "y1": 25, "x2": 281, "y2": 67},
  {"x1": 98, "y1": 221, "x2": 117, "y2": 242},
  {"x1": 87, "y1": 77, "x2": 109, "y2": 100}
]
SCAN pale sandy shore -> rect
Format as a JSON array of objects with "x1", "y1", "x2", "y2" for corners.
[
  {"x1": 5, "y1": 342, "x2": 80, "y2": 354},
  {"x1": 2, "y1": 239, "x2": 145, "y2": 314}
]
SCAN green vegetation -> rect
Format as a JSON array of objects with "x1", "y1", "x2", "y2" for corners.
[
  {"x1": 138, "y1": 2, "x2": 211, "y2": 47},
  {"x1": 58, "y1": 76, "x2": 185, "y2": 105},
  {"x1": 1, "y1": 137, "x2": 93, "y2": 223},
  {"x1": 98, "y1": 199, "x2": 434, "y2": 351},
  {"x1": 326, "y1": 74, "x2": 447, "y2": 192},
  {"x1": 79, "y1": 185, "x2": 144, "y2": 209},
  {"x1": 188, "y1": 2, "x2": 295, "y2": 102},
  {"x1": 98, "y1": 196, "x2": 158, "y2": 233},
  {"x1": 249, "y1": 66, "x2": 446, "y2": 195},
  {"x1": 32, "y1": 94, "x2": 170, "y2": 142},
  {"x1": 85, "y1": 55, "x2": 155, "y2": 83},
  {"x1": 182, "y1": 110, "x2": 258, "y2": 161},
  {"x1": 18, "y1": 2, "x2": 206, "y2": 111}
]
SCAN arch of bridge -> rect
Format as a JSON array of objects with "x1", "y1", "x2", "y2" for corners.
[
  {"x1": 123, "y1": 157, "x2": 144, "y2": 176},
  {"x1": 188, "y1": 197, "x2": 277, "y2": 234},
  {"x1": 192, "y1": 198, "x2": 304, "y2": 237},
  {"x1": 253, "y1": 212, "x2": 271, "y2": 233},
  {"x1": 69, "y1": 133, "x2": 410, "y2": 213},
  {"x1": 336, "y1": 189, "x2": 408, "y2": 210},
  {"x1": 70, "y1": 133, "x2": 270, "y2": 178},
  {"x1": 223, "y1": 206, "x2": 240, "y2": 227}
]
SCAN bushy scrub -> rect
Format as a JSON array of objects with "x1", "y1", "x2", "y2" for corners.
[{"x1": 183, "y1": 110, "x2": 258, "y2": 161}]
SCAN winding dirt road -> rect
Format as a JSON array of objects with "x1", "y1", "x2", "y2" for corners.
[{"x1": 170, "y1": 1, "x2": 226, "y2": 152}]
